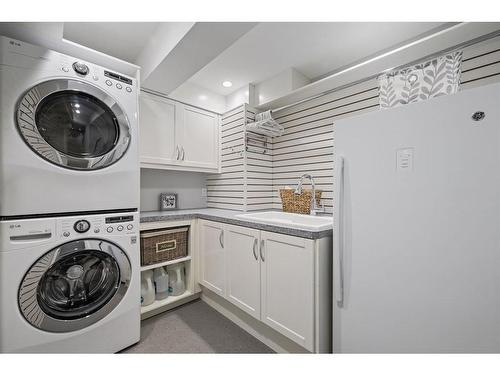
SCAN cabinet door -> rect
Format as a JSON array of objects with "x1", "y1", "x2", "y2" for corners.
[
  {"x1": 225, "y1": 224, "x2": 261, "y2": 319},
  {"x1": 260, "y1": 231, "x2": 315, "y2": 351},
  {"x1": 178, "y1": 105, "x2": 219, "y2": 170},
  {"x1": 139, "y1": 92, "x2": 178, "y2": 165},
  {"x1": 198, "y1": 220, "x2": 225, "y2": 296}
]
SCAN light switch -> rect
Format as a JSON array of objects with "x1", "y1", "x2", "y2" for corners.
[
  {"x1": 396, "y1": 148, "x2": 414, "y2": 172},
  {"x1": 201, "y1": 188, "x2": 207, "y2": 197}
]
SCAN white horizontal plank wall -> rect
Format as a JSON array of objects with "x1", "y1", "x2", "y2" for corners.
[
  {"x1": 270, "y1": 79, "x2": 378, "y2": 214},
  {"x1": 206, "y1": 105, "x2": 247, "y2": 211},
  {"x1": 245, "y1": 105, "x2": 274, "y2": 211},
  {"x1": 461, "y1": 35, "x2": 500, "y2": 89},
  {"x1": 270, "y1": 35, "x2": 500, "y2": 214}
]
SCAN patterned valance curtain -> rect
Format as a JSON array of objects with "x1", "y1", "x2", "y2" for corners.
[{"x1": 378, "y1": 51, "x2": 463, "y2": 109}]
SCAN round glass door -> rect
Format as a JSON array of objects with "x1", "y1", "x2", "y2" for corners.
[
  {"x1": 16, "y1": 79, "x2": 131, "y2": 170},
  {"x1": 35, "y1": 91, "x2": 119, "y2": 159},
  {"x1": 19, "y1": 239, "x2": 131, "y2": 333}
]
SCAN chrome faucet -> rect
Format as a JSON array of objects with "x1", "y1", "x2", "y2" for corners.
[{"x1": 294, "y1": 174, "x2": 324, "y2": 216}]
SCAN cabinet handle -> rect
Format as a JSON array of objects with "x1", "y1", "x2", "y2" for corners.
[
  {"x1": 259, "y1": 239, "x2": 265, "y2": 262},
  {"x1": 181, "y1": 146, "x2": 185, "y2": 160},
  {"x1": 219, "y1": 230, "x2": 224, "y2": 248},
  {"x1": 252, "y1": 238, "x2": 258, "y2": 261},
  {"x1": 175, "y1": 145, "x2": 180, "y2": 160}
]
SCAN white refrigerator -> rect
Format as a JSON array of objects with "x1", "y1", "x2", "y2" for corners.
[{"x1": 333, "y1": 82, "x2": 500, "y2": 353}]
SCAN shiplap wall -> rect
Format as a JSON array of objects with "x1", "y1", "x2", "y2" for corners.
[
  {"x1": 206, "y1": 105, "x2": 246, "y2": 210},
  {"x1": 206, "y1": 104, "x2": 274, "y2": 211},
  {"x1": 208, "y1": 35, "x2": 500, "y2": 213},
  {"x1": 245, "y1": 106, "x2": 274, "y2": 211},
  {"x1": 270, "y1": 35, "x2": 500, "y2": 214}
]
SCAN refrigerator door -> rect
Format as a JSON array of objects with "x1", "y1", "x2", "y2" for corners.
[{"x1": 333, "y1": 82, "x2": 500, "y2": 353}]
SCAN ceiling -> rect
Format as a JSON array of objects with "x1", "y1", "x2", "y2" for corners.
[
  {"x1": 188, "y1": 22, "x2": 448, "y2": 95},
  {"x1": 63, "y1": 22, "x2": 162, "y2": 63}
]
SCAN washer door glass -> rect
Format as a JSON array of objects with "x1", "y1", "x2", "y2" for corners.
[
  {"x1": 37, "y1": 249, "x2": 120, "y2": 320},
  {"x1": 17, "y1": 79, "x2": 131, "y2": 170},
  {"x1": 35, "y1": 91, "x2": 119, "y2": 158},
  {"x1": 19, "y1": 239, "x2": 132, "y2": 333}
]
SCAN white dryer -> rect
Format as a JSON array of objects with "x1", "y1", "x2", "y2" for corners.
[
  {"x1": 0, "y1": 210, "x2": 140, "y2": 353},
  {"x1": 0, "y1": 36, "x2": 139, "y2": 217}
]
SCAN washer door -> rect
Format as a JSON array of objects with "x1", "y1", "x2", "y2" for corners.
[
  {"x1": 16, "y1": 79, "x2": 131, "y2": 170},
  {"x1": 19, "y1": 239, "x2": 131, "y2": 333}
]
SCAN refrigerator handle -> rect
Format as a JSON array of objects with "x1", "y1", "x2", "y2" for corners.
[{"x1": 333, "y1": 156, "x2": 344, "y2": 307}]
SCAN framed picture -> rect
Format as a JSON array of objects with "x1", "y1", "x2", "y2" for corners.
[{"x1": 159, "y1": 193, "x2": 178, "y2": 211}]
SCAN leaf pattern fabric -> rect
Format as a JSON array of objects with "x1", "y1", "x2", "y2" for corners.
[{"x1": 378, "y1": 51, "x2": 463, "y2": 109}]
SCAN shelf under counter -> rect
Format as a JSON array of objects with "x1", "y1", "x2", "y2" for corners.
[
  {"x1": 141, "y1": 290, "x2": 200, "y2": 320},
  {"x1": 140, "y1": 255, "x2": 192, "y2": 272}
]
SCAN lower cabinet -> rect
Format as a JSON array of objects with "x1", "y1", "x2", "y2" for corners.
[
  {"x1": 198, "y1": 220, "x2": 225, "y2": 296},
  {"x1": 198, "y1": 220, "x2": 329, "y2": 352},
  {"x1": 260, "y1": 231, "x2": 314, "y2": 351},
  {"x1": 225, "y1": 225, "x2": 261, "y2": 319}
]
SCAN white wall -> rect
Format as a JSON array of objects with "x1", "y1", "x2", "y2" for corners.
[
  {"x1": 254, "y1": 68, "x2": 310, "y2": 106},
  {"x1": 135, "y1": 22, "x2": 194, "y2": 81},
  {"x1": 140, "y1": 169, "x2": 207, "y2": 212},
  {"x1": 225, "y1": 83, "x2": 256, "y2": 110},
  {"x1": 169, "y1": 81, "x2": 226, "y2": 113}
]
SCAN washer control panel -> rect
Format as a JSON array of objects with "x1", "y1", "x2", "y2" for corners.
[
  {"x1": 104, "y1": 214, "x2": 134, "y2": 234},
  {"x1": 59, "y1": 213, "x2": 136, "y2": 239}
]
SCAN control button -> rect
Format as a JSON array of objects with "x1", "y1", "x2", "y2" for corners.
[
  {"x1": 105, "y1": 80, "x2": 112, "y2": 86},
  {"x1": 127, "y1": 224, "x2": 133, "y2": 230},
  {"x1": 62, "y1": 66, "x2": 70, "y2": 72},
  {"x1": 126, "y1": 87, "x2": 132, "y2": 93},
  {"x1": 117, "y1": 225, "x2": 124, "y2": 231},
  {"x1": 72, "y1": 61, "x2": 89, "y2": 76},
  {"x1": 116, "y1": 83, "x2": 122, "y2": 90},
  {"x1": 63, "y1": 231, "x2": 70, "y2": 237},
  {"x1": 92, "y1": 75, "x2": 99, "y2": 81},
  {"x1": 106, "y1": 227, "x2": 113, "y2": 233},
  {"x1": 94, "y1": 228, "x2": 100, "y2": 234},
  {"x1": 74, "y1": 220, "x2": 90, "y2": 233}
]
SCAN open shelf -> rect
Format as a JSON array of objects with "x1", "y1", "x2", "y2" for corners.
[
  {"x1": 140, "y1": 256, "x2": 192, "y2": 272},
  {"x1": 140, "y1": 290, "x2": 196, "y2": 318}
]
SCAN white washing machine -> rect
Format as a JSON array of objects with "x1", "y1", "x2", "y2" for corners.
[
  {"x1": 0, "y1": 211, "x2": 140, "y2": 353},
  {"x1": 0, "y1": 36, "x2": 139, "y2": 217}
]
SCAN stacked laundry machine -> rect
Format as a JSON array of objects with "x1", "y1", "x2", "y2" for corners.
[{"x1": 0, "y1": 36, "x2": 140, "y2": 353}]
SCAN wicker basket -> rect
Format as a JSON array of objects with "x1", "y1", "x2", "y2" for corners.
[
  {"x1": 140, "y1": 227, "x2": 188, "y2": 266},
  {"x1": 280, "y1": 188, "x2": 322, "y2": 215}
]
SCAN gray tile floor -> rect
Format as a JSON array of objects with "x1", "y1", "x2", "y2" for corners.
[{"x1": 122, "y1": 299, "x2": 274, "y2": 353}]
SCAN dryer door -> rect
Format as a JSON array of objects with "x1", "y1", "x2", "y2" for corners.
[
  {"x1": 19, "y1": 239, "x2": 131, "y2": 333},
  {"x1": 16, "y1": 79, "x2": 131, "y2": 170}
]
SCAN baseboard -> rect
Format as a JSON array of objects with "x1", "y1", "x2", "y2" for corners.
[{"x1": 201, "y1": 288, "x2": 309, "y2": 354}]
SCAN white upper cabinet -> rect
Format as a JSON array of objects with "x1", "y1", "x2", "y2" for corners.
[
  {"x1": 139, "y1": 92, "x2": 177, "y2": 165},
  {"x1": 225, "y1": 224, "x2": 261, "y2": 319},
  {"x1": 139, "y1": 92, "x2": 221, "y2": 173},
  {"x1": 178, "y1": 105, "x2": 220, "y2": 170}
]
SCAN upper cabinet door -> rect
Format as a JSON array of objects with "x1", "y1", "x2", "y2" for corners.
[
  {"x1": 225, "y1": 224, "x2": 261, "y2": 319},
  {"x1": 139, "y1": 92, "x2": 178, "y2": 165},
  {"x1": 260, "y1": 231, "x2": 315, "y2": 352},
  {"x1": 178, "y1": 105, "x2": 220, "y2": 170},
  {"x1": 198, "y1": 220, "x2": 226, "y2": 296}
]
